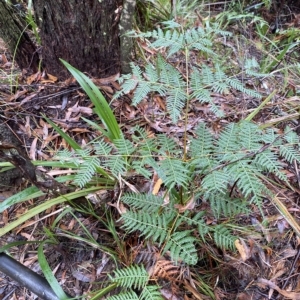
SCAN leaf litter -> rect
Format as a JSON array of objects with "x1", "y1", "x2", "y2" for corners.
[{"x1": 1, "y1": 4, "x2": 300, "y2": 299}]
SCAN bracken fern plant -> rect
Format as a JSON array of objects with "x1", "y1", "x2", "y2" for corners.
[
  {"x1": 56, "y1": 121, "x2": 300, "y2": 297},
  {"x1": 114, "y1": 20, "x2": 262, "y2": 121},
  {"x1": 54, "y1": 21, "x2": 300, "y2": 298}
]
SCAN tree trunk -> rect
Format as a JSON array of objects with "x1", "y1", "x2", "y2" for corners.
[
  {"x1": 0, "y1": 1, "x2": 39, "y2": 72},
  {"x1": 32, "y1": 0, "x2": 121, "y2": 80},
  {"x1": 119, "y1": 0, "x2": 136, "y2": 74}
]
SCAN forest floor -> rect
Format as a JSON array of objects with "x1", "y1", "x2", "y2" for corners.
[{"x1": 1, "y1": 3, "x2": 300, "y2": 300}]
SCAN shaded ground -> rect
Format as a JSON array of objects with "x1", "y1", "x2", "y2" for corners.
[{"x1": 1, "y1": 2, "x2": 300, "y2": 300}]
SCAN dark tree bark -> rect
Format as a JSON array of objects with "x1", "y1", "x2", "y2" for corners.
[
  {"x1": 119, "y1": 0, "x2": 136, "y2": 74},
  {"x1": 0, "y1": 1, "x2": 39, "y2": 72},
  {"x1": 32, "y1": 0, "x2": 121, "y2": 80}
]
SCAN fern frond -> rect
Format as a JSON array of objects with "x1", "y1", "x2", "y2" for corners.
[
  {"x1": 94, "y1": 139, "x2": 112, "y2": 156},
  {"x1": 217, "y1": 123, "x2": 240, "y2": 157},
  {"x1": 167, "y1": 87, "x2": 187, "y2": 122},
  {"x1": 190, "y1": 123, "x2": 214, "y2": 170},
  {"x1": 156, "y1": 158, "x2": 191, "y2": 189},
  {"x1": 114, "y1": 137, "x2": 135, "y2": 156},
  {"x1": 209, "y1": 194, "x2": 250, "y2": 219},
  {"x1": 55, "y1": 149, "x2": 78, "y2": 164},
  {"x1": 213, "y1": 64, "x2": 229, "y2": 94},
  {"x1": 113, "y1": 63, "x2": 143, "y2": 99},
  {"x1": 228, "y1": 162, "x2": 267, "y2": 205},
  {"x1": 106, "y1": 291, "x2": 139, "y2": 300},
  {"x1": 225, "y1": 76, "x2": 261, "y2": 98},
  {"x1": 131, "y1": 126, "x2": 157, "y2": 152},
  {"x1": 121, "y1": 211, "x2": 173, "y2": 245},
  {"x1": 150, "y1": 27, "x2": 184, "y2": 57},
  {"x1": 103, "y1": 156, "x2": 128, "y2": 176},
  {"x1": 163, "y1": 231, "x2": 198, "y2": 265},
  {"x1": 130, "y1": 126, "x2": 157, "y2": 178},
  {"x1": 253, "y1": 150, "x2": 287, "y2": 182},
  {"x1": 184, "y1": 212, "x2": 209, "y2": 242},
  {"x1": 132, "y1": 159, "x2": 152, "y2": 178},
  {"x1": 284, "y1": 126, "x2": 300, "y2": 145},
  {"x1": 202, "y1": 170, "x2": 230, "y2": 195},
  {"x1": 156, "y1": 56, "x2": 187, "y2": 122},
  {"x1": 74, "y1": 156, "x2": 100, "y2": 188},
  {"x1": 237, "y1": 121, "x2": 262, "y2": 151},
  {"x1": 213, "y1": 225, "x2": 236, "y2": 250},
  {"x1": 121, "y1": 193, "x2": 164, "y2": 212},
  {"x1": 157, "y1": 134, "x2": 180, "y2": 156},
  {"x1": 109, "y1": 265, "x2": 149, "y2": 290},
  {"x1": 185, "y1": 27, "x2": 215, "y2": 55},
  {"x1": 280, "y1": 144, "x2": 300, "y2": 164},
  {"x1": 264, "y1": 128, "x2": 280, "y2": 144},
  {"x1": 140, "y1": 285, "x2": 164, "y2": 300},
  {"x1": 245, "y1": 58, "x2": 269, "y2": 77}
]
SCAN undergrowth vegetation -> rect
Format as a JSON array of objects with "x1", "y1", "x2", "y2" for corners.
[
  {"x1": 1, "y1": 1, "x2": 300, "y2": 299},
  {"x1": 55, "y1": 20, "x2": 300, "y2": 298}
]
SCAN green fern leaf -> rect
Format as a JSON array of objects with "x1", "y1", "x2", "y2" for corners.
[
  {"x1": 94, "y1": 139, "x2": 112, "y2": 156},
  {"x1": 156, "y1": 158, "x2": 191, "y2": 189},
  {"x1": 245, "y1": 58, "x2": 269, "y2": 77},
  {"x1": 109, "y1": 265, "x2": 148, "y2": 290},
  {"x1": 157, "y1": 135, "x2": 180, "y2": 156},
  {"x1": 163, "y1": 231, "x2": 198, "y2": 265},
  {"x1": 253, "y1": 150, "x2": 287, "y2": 182},
  {"x1": 156, "y1": 56, "x2": 187, "y2": 122},
  {"x1": 132, "y1": 159, "x2": 152, "y2": 178},
  {"x1": 151, "y1": 27, "x2": 184, "y2": 57},
  {"x1": 284, "y1": 126, "x2": 300, "y2": 144},
  {"x1": 213, "y1": 225, "x2": 236, "y2": 250},
  {"x1": 121, "y1": 193, "x2": 164, "y2": 212},
  {"x1": 226, "y1": 77, "x2": 261, "y2": 98},
  {"x1": 237, "y1": 121, "x2": 262, "y2": 151},
  {"x1": 280, "y1": 144, "x2": 300, "y2": 164},
  {"x1": 217, "y1": 123, "x2": 240, "y2": 158},
  {"x1": 121, "y1": 211, "x2": 172, "y2": 245},
  {"x1": 190, "y1": 123, "x2": 214, "y2": 171},
  {"x1": 74, "y1": 156, "x2": 100, "y2": 188},
  {"x1": 202, "y1": 170, "x2": 230, "y2": 195},
  {"x1": 140, "y1": 285, "x2": 164, "y2": 300},
  {"x1": 104, "y1": 156, "x2": 128, "y2": 176},
  {"x1": 114, "y1": 137, "x2": 135, "y2": 156},
  {"x1": 228, "y1": 162, "x2": 267, "y2": 205},
  {"x1": 210, "y1": 194, "x2": 250, "y2": 219},
  {"x1": 185, "y1": 27, "x2": 215, "y2": 55},
  {"x1": 106, "y1": 291, "x2": 139, "y2": 300},
  {"x1": 187, "y1": 212, "x2": 209, "y2": 242}
]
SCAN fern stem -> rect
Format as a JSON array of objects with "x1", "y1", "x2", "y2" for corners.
[{"x1": 183, "y1": 46, "x2": 190, "y2": 162}]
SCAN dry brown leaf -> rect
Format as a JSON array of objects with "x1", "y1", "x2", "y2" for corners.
[
  {"x1": 184, "y1": 279, "x2": 208, "y2": 300},
  {"x1": 29, "y1": 137, "x2": 38, "y2": 160},
  {"x1": 68, "y1": 106, "x2": 93, "y2": 115},
  {"x1": 174, "y1": 196, "x2": 195, "y2": 213},
  {"x1": 41, "y1": 73, "x2": 58, "y2": 83},
  {"x1": 99, "y1": 85, "x2": 114, "y2": 94},
  {"x1": 27, "y1": 72, "x2": 41, "y2": 84},
  {"x1": 108, "y1": 201, "x2": 127, "y2": 214},
  {"x1": 234, "y1": 239, "x2": 250, "y2": 261},
  {"x1": 152, "y1": 260, "x2": 180, "y2": 280},
  {"x1": 6, "y1": 89, "x2": 27, "y2": 102},
  {"x1": 2, "y1": 209, "x2": 8, "y2": 225},
  {"x1": 68, "y1": 218, "x2": 76, "y2": 230},
  {"x1": 0, "y1": 53, "x2": 8, "y2": 64},
  {"x1": 92, "y1": 73, "x2": 119, "y2": 85},
  {"x1": 258, "y1": 278, "x2": 300, "y2": 299},
  {"x1": 154, "y1": 95, "x2": 166, "y2": 111},
  {"x1": 19, "y1": 92, "x2": 38, "y2": 106},
  {"x1": 152, "y1": 178, "x2": 163, "y2": 195}
]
